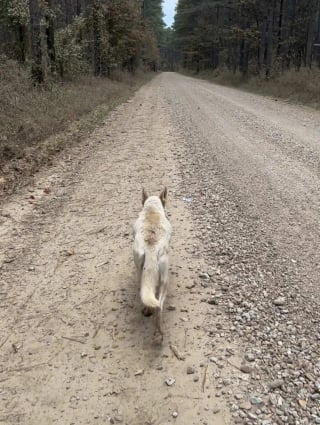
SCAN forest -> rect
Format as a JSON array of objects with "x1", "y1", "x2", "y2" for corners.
[
  {"x1": 0, "y1": 0, "x2": 164, "y2": 83},
  {"x1": 2, "y1": 0, "x2": 319, "y2": 88},
  {"x1": 173, "y1": 0, "x2": 320, "y2": 77}
]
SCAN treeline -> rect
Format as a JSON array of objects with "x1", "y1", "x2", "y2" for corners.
[
  {"x1": 0, "y1": 0, "x2": 164, "y2": 83},
  {"x1": 173, "y1": 0, "x2": 320, "y2": 76}
]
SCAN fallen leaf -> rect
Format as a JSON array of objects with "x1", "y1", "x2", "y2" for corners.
[
  {"x1": 298, "y1": 399, "x2": 307, "y2": 409},
  {"x1": 63, "y1": 249, "x2": 74, "y2": 257}
]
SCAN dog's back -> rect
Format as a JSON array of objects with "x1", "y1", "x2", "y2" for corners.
[{"x1": 143, "y1": 207, "x2": 165, "y2": 246}]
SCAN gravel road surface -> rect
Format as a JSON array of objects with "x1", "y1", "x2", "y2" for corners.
[{"x1": 1, "y1": 73, "x2": 319, "y2": 425}]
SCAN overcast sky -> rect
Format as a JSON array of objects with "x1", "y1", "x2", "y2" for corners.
[{"x1": 163, "y1": 0, "x2": 178, "y2": 27}]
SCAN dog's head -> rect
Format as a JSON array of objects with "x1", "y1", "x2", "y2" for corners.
[{"x1": 142, "y1": 187, "x2": 168, "y2": 208}]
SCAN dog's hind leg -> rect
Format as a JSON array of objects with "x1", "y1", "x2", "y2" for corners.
[
  {"x1": 134, "y1": 249, "x2": 152, "y2": 316},
  {"x1": 155, "y1": 254, "x2": 169, "y2": 338},
  {"x1": 133, "y1": 249, "x2": 145, "y2": 283},
  {"x1": 158, "y1": 254, "x2": 169, "y2": 311}
]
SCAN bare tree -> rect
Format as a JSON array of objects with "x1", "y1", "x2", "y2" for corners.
[{"x1": 29, "y1": 0, "x2": 44, "y2": 84}]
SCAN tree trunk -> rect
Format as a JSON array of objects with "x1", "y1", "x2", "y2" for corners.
[
  {"x1": 239, "y1": 3, "x2": 249, "y2": 76},
  {"x1": 17, "y1": 24, "x2": 26, "y2": 63},
  {"x1": 92, "y1": 2, "x2": 101, "y2": 76},
  {"x1": 287, "y1": 0, "x2": 297, "y2": 69},
  {"x1": 240, "y1": 38, "x2": 249, "y2": 76},
  {"x1": 45, "y1": 0, "x2": 56, "y2": 75},
  {"x1": 65, "y1": 0, "x2": 74, "y2": 24},
  {"x1": 315, "y1": 1, "x2": 320, "y2": 67},
  {"x1": 277, "y1": 0, "x2": 285, "y2": 57},
  {"x1": 265, "y1": 1, "x2": 275, "y2": 78},
  {"x1": 76, "y1": 0, "x2": 82, "y2": 15},
  {"x1": 29, "y1": 0, "x2": 44, "y2": 84},
  {"x1": 258, "y1": 7, "x2": 268, "y2": 73},
  {"x1": 306, "y1": 0, "x2": 319, "y2": 68}
]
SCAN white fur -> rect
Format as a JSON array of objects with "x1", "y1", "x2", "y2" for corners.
[{"x1": 133, "y1": 191, "x2": 172, "y2": 334}]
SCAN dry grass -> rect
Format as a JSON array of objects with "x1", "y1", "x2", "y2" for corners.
[
  {"x1": 185, "y1": 68, "x2": 320, "y2": 109},
  {"x1": 0, "y1": 56, "x2": 153, "y2": 196}
]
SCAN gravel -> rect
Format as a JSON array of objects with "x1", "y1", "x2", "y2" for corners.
[{"x1": 163, "y1": 73, "x2": 320, "y2": 425}]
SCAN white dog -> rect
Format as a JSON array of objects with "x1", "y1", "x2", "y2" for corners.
[{"x1": 133, "y1": 188, "x2": 172, "y2": 337}]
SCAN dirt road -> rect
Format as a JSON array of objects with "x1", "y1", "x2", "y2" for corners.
[{"x1": 1, "y1": 73, "x2": 320, "y2": 425}]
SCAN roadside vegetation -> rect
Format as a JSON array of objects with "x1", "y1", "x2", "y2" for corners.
[
  {"x1": 0, "y1": 59, "x2": 152, "y2": 196},
  {"x1": 0, "y1": 0, "x2": 164, "y2": 195},
  {"x1": 184, "y1": 68, "x2": 320, "y2": 108}
]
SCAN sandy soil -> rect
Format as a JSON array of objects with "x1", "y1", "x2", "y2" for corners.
[
  {"x1": 0, "y1": 75, "x2": 236, "y2": 425},
  {"x1": 1, "y1": 73, "x2": 320, "y2": 425}
]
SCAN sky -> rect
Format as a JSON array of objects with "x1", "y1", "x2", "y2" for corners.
[{"x1": 162, "y1": 0, "x2": 178, "y2": 27}]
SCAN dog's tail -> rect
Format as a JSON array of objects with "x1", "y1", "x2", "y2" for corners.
[
  {"x1": 140, "y1": 251, "x2": 161, "y2": 310},
  {"x1": 141, "y1": 286, "x2": 161, "y2": 309}
]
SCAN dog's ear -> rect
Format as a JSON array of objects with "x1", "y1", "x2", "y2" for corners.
[
  {"x1": 142, "y1": 188, "x2": 148, "y2": 205},
  {"x1": 159, "y1": 187, "x2": 168, "y2": 207}
]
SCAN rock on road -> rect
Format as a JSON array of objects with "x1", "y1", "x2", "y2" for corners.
[{"x1": 0, "y1": 73, "x2": 320, "y2": 425}]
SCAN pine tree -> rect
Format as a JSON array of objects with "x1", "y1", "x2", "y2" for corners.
[{"x1": 173, "y1": 0, "x2": 320, "y2": 76}]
